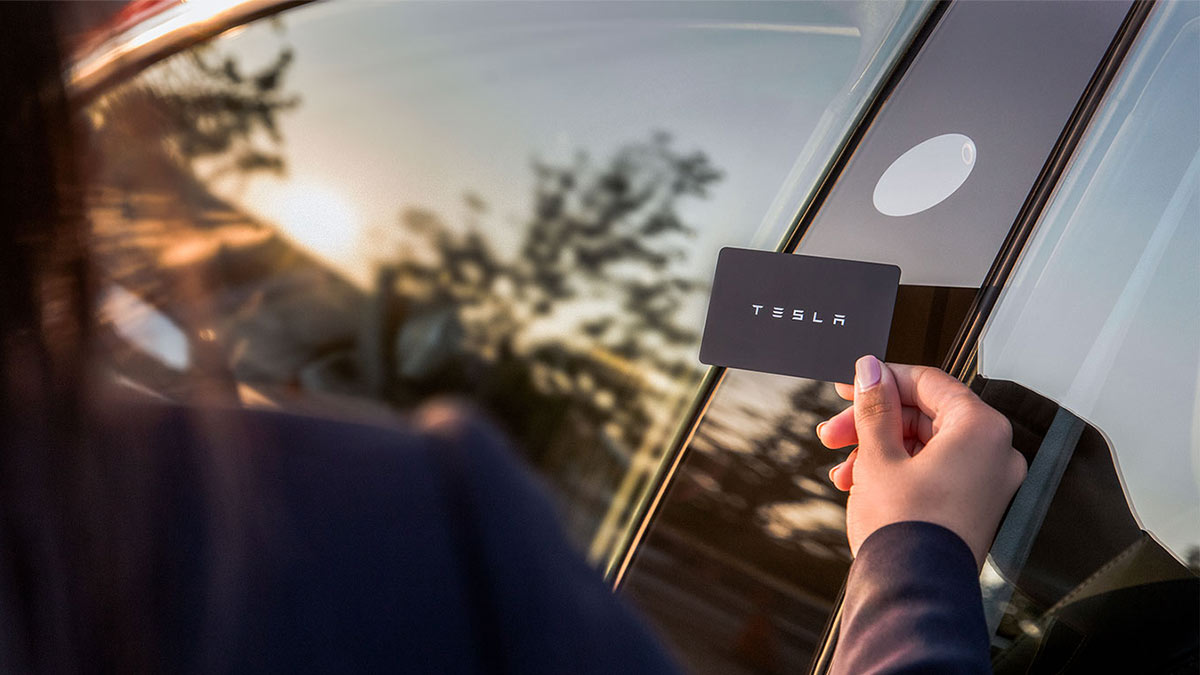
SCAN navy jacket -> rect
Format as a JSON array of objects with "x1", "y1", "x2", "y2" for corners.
[
  {"x1": 101, "y1": 398, "x2": 679, "y2": 673},
  {"x1": 832, "y1": 521, "x2": 992, "y2": 674}
]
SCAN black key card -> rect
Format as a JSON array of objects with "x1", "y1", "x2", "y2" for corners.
[{"x1": 699, "y1": 247, "x2": 900, "y2": 384}]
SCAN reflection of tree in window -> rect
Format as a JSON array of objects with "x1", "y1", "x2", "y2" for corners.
[
  {"x1": 86, "y1": 30, "x2": 316, "y2": 399},
  {"x1": 363, "y1": 133, "x2": 722, "y2": 537},
  {"x1": 653, "y1": 377, "x2": 850, "y2": 594},
  {"x1": 84, "y1": 30, "x2": 732, "y2": 547},
  {"x1": 90, "y1": 34, "x2": 300, "y2": 190},
  {"x1": 623, "y1": 373, "x2": 852, "y2": 673}
]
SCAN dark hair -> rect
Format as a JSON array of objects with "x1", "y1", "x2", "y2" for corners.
[{"x1": 0, "y1": 4, "x2": 156, "y2": 671}]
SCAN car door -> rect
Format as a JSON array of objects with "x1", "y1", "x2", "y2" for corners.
[{"x1": 613, "y1": 2, "x2": 1191, "y2": 674}]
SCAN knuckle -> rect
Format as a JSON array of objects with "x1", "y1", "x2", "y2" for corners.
[
  {"x1": 923, "y1": 365, "x2": 969, "y2": 396},
  {"x1": 945, "y1": 390, "x2": 979, "y2": 416},
  {"x1": 856, "y1": 395, "x2": 895, "y2": 419},
  {"x1": 928, "y1": 366, "x2": 961, "y2": 388},
  {"x1": 1010, "y1": 451, "x2": 1029, "y2": 485},
  {"x1": 988, "y1": 409, "x2": 1013, "y2": 442},
  {"x1": 963, "y1": 400, "x2": 1011, "y2": 444}
]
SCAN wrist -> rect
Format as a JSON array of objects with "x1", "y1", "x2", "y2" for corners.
[
  {"x1": 859, "y1": 521, "x2": 978, "y2": 562},
  {"x1": 859, "y1": 520, "x2": 984, "y2": 570}
]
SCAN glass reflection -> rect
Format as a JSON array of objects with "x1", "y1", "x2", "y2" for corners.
[
  {"x1": 974, "y1": 2, "x2": 1200, "y2": 670},
  {"x1": 978, "y1": 0, "x2": 1199, "y2": 561},
  {"x1": 623, "y1": 371, "x2": 850, "y2": 674},
  {"x1": 81, "y1": 0, "x2": 930, "y2": 586}
]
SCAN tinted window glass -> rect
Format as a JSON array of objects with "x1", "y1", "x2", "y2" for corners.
[
  {"x1": 976, "y1": 2, "x2": 1199, "y2": 669},
  {"x1": 83, "y1": 0, "x2": 928, "y2": 568}
]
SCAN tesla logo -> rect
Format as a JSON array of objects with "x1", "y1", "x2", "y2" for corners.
[{"x1": 751, "y1": 304, "x2": 846, "y2": 325}]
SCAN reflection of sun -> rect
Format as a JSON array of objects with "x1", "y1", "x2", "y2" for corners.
[{"x1": 252, "y1": 179, "x2": 363, "y2": 271}]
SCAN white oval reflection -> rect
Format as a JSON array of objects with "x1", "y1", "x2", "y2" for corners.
[{"x1": 873, "y1": 133, "x2": 977, "y2": 217}]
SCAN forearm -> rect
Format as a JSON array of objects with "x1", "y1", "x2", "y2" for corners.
[{"x1": 830, "y1": 521, "x2": 991, "y2": 675}]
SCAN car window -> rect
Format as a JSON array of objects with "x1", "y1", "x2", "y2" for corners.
[
  {"x1": 974, "y1": 2, "x2": 1200, "y2": 670},
  {"x1": 82, "y1": 0, "x2": 930, "y2": 567}
]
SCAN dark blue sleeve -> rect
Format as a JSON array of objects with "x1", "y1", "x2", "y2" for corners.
[
  {"x1": 416, "y1": 402, "x2": 682, "y2": 675},
  {"x1": 149, "y1": 398, "x2": 682, "y2": 673},
  {"x1": 830, "y1": 521, "x2": 991, "y2": 675}
]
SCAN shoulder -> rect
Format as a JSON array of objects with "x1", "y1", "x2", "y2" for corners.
[
  {"x1": 96, "y1": 392, "x2": 676, "y2": 673},
  {"x1": 96, "y1": 392, "x2": 492, "y2": 670}
]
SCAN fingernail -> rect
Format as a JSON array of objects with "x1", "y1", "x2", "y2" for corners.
[
  {"x1": 856, "y1": 355, "x2": 881, "y2": 393},
  {"x1": 828, "y1": 464, "x2": 841, "y2": 483},
  {"x1": 816, "y1": 421, "x2": 827, "y2": 438}
]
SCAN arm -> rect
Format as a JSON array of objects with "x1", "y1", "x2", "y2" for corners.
[
  {"x1": 831, "y1": 522, "x2": 990, "y2": 675},
  {"x1": 415, "y1": 402, "x2": 681, "y2": 675},
  {"x1": 818, "y1": 357, "x2": 1026, "y2": 674}
]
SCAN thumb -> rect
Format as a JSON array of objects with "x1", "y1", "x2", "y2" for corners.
[{"x1": 852, "y1": 355, "x2": 906, "y2": 462}]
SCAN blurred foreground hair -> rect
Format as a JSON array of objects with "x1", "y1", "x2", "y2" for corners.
[{"x1": 0, "y1": 3, "x2": 160, "y2": 671}]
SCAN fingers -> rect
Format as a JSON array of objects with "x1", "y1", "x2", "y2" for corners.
[
  {"x1": 886, "y1": 363, "x2": 976, "y2": 419},
  {"x1": 818, "y1": 404, "x2": 933, "y2": 449},
  {"x1": 817, "y1": 406, "x2": 856, "y2": 448},
  {"x1": 834, "y1": 381, "x2": 855, "y2": 401},
  {"x1": 902, "y1": 437, "x2": 925, "y2": 456},
  {"x1": 851, "y1": 356, "x2": 908, "y2": 463},
  {"x1": 829, "y1": 448, "x2": 858, "y2": 492}
]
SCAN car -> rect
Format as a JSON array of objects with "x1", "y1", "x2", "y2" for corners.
[{"x1": 65, "y1": 0, "x2": 1198, "y2": 672}]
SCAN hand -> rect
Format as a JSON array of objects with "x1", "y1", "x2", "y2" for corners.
[{"x1": 817, "y1": 356, "x2": 1027, "y2": 568}]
